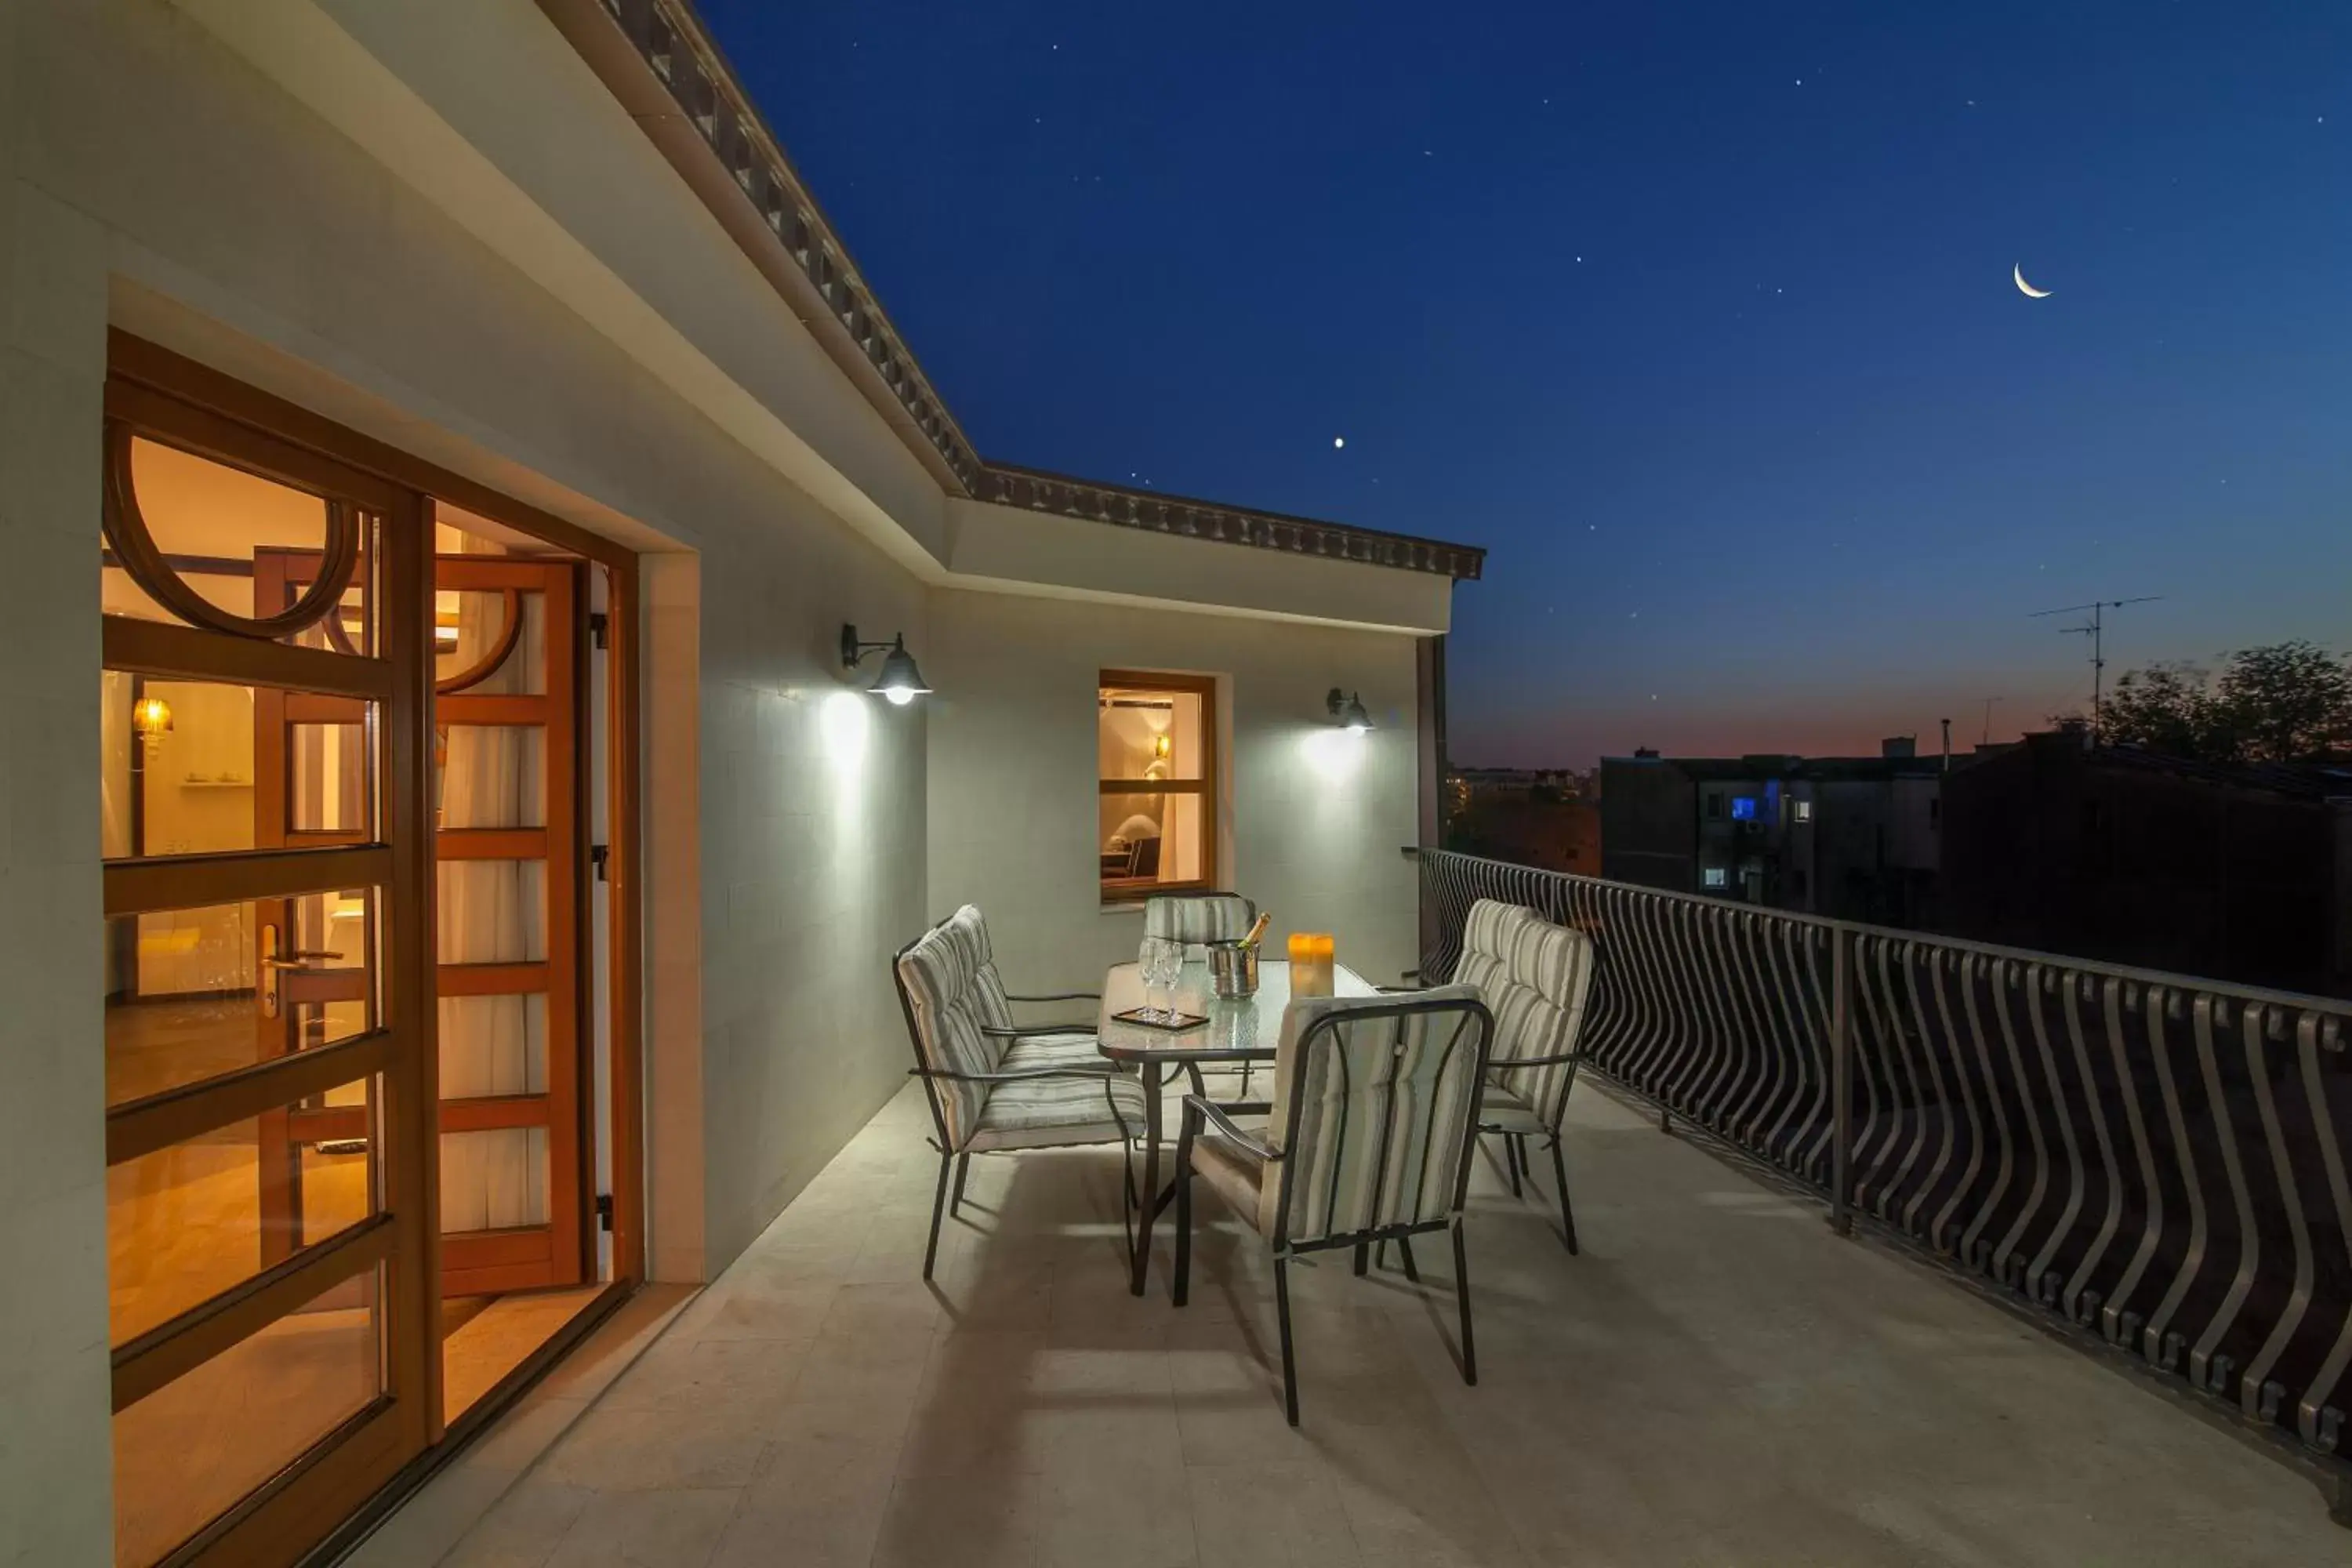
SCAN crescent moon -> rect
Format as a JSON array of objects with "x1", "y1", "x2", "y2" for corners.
[{"x1": 2013, "y1": 263, "x2": 2052, "y2": 299}]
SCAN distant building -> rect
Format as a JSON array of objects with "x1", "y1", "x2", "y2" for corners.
[
  {"x1": 1444, "y1": 766, "x2": 1602, "y2": 873},
  {"x1": 1942, "y1": 730, "x2": 2352, "y2": 996},
  {"x1": 1600, "y1": 740, "x2": 1945, "y2": 924}
]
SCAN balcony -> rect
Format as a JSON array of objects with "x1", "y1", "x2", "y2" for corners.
[{"x1": 361, "y1": 853, "x2": 2352, "y2": 1566}]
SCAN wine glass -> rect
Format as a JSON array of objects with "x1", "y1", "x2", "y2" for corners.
[
  {"x1": 1151, "y1": 935, "x2": 1185, "y2": 1018},
  {"x1": 1138, "y1": 935, "x2": 1172, "y2": 1022}
]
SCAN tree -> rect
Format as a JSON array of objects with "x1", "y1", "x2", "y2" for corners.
[
  {"x1": 2213, "y1": 641, "x2": 2352, "y2": 762},
  {"x1": 2096, "y1": 641, "x2": 2352, "y2": 763},
  {"x1": 2101, "y1": 660, "x2": 2223, "y2": 757}
]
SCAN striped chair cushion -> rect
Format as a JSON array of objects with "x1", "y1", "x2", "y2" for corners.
[
  {"x1": 943, "y1": 903, "x2": 1018, "y2": 1033},
  {"x1": 897, "y1": 907, "x2": 1012, "y2": 1148},
  {"x1": 1450, "y1": 900, "x2": 1594, "y2": 1129},
  {"x1": 999, "y1": 1032, "x2": 1105, "y2": 1073},
  {"x1": 1261, "y1": 986, "x2": 1489, "y2": 1247},
  {"x1": 1144, "y1": 893, "x2": 1257, "y2": 946},
  {"x1": 967, "y1": 1071, "x2": 1148, "y2": 1152}
]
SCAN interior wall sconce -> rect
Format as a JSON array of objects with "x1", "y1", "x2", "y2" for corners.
[
  {"x1": 1152, "y1": 733, "x2": 1173, "y2": 760},
  {"x1": 1326, "y1": 688, "x2": 1372, "y2": 733},
  {"x1": 840, "y1": 624, "x2": 934, "y2": 706},
  {"x1": 132, "y1": 694, "x2": 175, "y2": 742}
]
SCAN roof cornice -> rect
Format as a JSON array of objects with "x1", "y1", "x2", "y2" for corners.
[
  {"x1": 980, "y1": 465, "x2": 1483, "y2": 581},
  {"x1": 547, "y1": 0, "x2": 1483, "y2": 581}
]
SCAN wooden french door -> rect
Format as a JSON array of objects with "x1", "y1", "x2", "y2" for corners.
[
  {"x1": 99, "y1": 332, "x2": 644, "y2": 1568},
  {"x1": 254, "y1": 548, "x2": 589, "y2": 1296},
  {"x1": 432, "y1": 550, "x2": 587, "y2": 1295},
  {"x1": 100, "y1": 383, "x2": 434, "y2": 1567}
]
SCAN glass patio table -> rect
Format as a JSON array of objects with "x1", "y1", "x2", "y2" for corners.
[{"x1": 1098, "y1": 957, "x2": 1375, "y2": 1296}]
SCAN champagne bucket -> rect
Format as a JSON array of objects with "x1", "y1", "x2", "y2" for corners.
[{"x1": 1209, "y1": 942, "x2": 1260, "y2": 999}]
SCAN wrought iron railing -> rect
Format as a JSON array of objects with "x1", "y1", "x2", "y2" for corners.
[{"x1": 1410, "y1": 847, "x2": 2352, "y2": 1461}]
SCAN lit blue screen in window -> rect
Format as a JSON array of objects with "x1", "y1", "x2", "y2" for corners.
[{"x1": 1730, "y1": 796, "x2": 1758, "y2": 822}]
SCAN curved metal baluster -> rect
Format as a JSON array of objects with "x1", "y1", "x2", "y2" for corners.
[
  {"x1": 2100, "y1": 980, "x2": 2169, "y2": 1346},
  {"x1": 2059, "y1": 975, "x2": 2128, "y2": 1324},
  {"x1": 1870, "y1": 938, "x2": 1932, "y2": 1223},
  {"x1": 1727, "y1": 916, "x2": 1785, "y2": 1149},
  {"x1": 1660, "y1": 902, "x2": 1719, "y2": 1116},
  {"x1": 1579, "y1": 881, "x2": 1632, "y2": 1073},
  {"x1": 1849, "y1": 933, "x2": 1900, "y2": 1214},
  {"x1": 1901, "y1": 945, "x2": 1960, "y2": 1242},
  {"x1": 1990, "y1": 960, "x2": 2055, "y2": 1290},
  {"x1": 1756, "y1": 919, "x2": 1813, "y2": 1167},
  {"x1": 1610, "y1": 890, "x2": 1666, "y2": 1092},
  {"x1": 1713, "y1": 913, "x2": 1769, "y2": 1138},
  {"x1": 1617, "y1": 891, "x2": 1676, "y2": 1094},
  {"x1": 1846, "y1": 933, "x2": 1889, "y2": 1210},
  {"x1": 2187, "y1": 999, "x2": 2262, "y2": 1394},
  {"x1": 1925, "y1": 949, "x2": 1984, "y2": 1254},
  {"x1": 2142, "y1": 989, "x2": 2211, "y2": 1370},
  {"x1": 1957, "y1": 956, "x2": 2016, "y2": 1275},
  {"x1": 2239, "y1": 1010, "x2": 2315, "y2": 1421},
  {"x1": 1798, "y1": 927, "x2": 1841, "y2": 1182},
  {"x1": 2296, "y1": 1014, "x2": 2352, "y2": 1448},
  {"x1": 1697, "y1": 902, "x2": 1751, "y2": 1123},
  {"x1": 2024, "y1": 967, "x2": 2089, "y2": 1306},
  {"x1": 1680, "y1": 906, "x2": 1737, "y2": 1126},
  {"x1": 1702, "y1": 912, "x2": 1763, "y2": 1135}
]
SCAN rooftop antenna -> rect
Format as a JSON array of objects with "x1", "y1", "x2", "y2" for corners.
[
  {"x1": 2029, "y1": 597, "x2": 2162, "y2": 743},
  {"x1": 1978, "y1": 697, "x2": 2002, "y2": 746}
]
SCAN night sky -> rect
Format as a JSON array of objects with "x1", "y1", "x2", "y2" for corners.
[{"x1": 695, "y1": 0, "x2": 2351, "y2": 768}]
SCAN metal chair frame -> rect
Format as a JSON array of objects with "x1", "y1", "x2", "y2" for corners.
[
  {"x1": 891, "y1": 914, "x2": 1138, "y2": 1280},
  {"x1": 1480, "y1": 1044, "x2": 1584, "y2": 1254},
  {"x1": 1171, "y1": 993, "x2": 1495, "y2": 1425}
]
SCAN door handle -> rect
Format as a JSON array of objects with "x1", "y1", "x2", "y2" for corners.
[{"x1": 260, "y1": 927, "x2": 340, "y2": 1018}]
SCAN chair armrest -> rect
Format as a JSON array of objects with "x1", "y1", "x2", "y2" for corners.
[
  {"x1": 910, "y1": 1062, "x2": 1116, "y2": 1085},
  {"x1": 1376, "y1": 984, "x2": 1424, "y2": 994},
  {"x1": 1489, "y1": 1051, "x2": 1581, "y2": 1069},
  {"x1": 1004, "y1": 990, "x2": 1102, "y2": 1003},
  {"x1": 978, "y1": 1023, "x2": 1096, "y2": 1038},
  {"x1": 1181, "y1": 1095, "x2": 1280, "y2": 1163}
]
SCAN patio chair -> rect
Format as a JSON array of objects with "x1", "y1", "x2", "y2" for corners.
[
  {"x1": 1142, "y1": 891, "x2": 1258, "y2": 949},
  {"x1": 1452, "y1": 899, "x2": 1596, "y2": 1253},
  {"x1": 894, "y1": 905, "x2": 1146, "y2": 1278},
  {"x1": 1172, "y1": 987, "x2": 1494, "y2": 1425}
]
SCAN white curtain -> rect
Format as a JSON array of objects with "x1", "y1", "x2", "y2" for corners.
[{"x1": 437, "y1": 586, "x2": 551, "y2": 1234}]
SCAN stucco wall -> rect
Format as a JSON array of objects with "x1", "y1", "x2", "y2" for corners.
[
  {"x1": 0, "y1": 3, "x2": 114, "y2": 1556},
  {"x1": 1, "y1": 4, "x2": 936, "y2": 1555},
  {"x1": 926, "y1": 590, "x2": 1425, "y2": 995}
]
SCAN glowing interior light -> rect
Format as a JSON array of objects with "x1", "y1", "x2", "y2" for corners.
[{"x1": 883, "y1": 684, "x2": 915, "y2": 706}]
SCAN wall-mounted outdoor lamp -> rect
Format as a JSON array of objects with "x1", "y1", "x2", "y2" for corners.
[
  {"x1": 1326, "y1": 688, "x2": 1372, "y2": 733},
  {"x1": 841, "y1": 624, "x2": 933, "y2": 706}
]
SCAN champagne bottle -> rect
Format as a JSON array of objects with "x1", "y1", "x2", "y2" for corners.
[{"x1": 1239, "y1": 910, "x2": 1272, "y2": 951}]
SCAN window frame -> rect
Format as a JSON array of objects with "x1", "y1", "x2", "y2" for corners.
[{"x1": 1097, "y1": 669, "x2": 1219, "y2": 905}]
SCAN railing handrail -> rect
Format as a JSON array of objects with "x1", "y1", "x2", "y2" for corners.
[{"x1": 1404, "y1": 845, "x2": 2352, "y2": 1022}]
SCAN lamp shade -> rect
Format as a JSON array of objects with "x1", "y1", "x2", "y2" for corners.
[
  {"x1": 868, "y1": 636, "x2": 932, "y2": 706},
  {"x1": 1326, "y1": 688, "x2": 1372, "y2": 732}
]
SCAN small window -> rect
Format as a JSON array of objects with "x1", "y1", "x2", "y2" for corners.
[
  {"x1": 1730, "y1": 796, "x2": 1758, "y2": 822},
  {"x1": 1702, "y1": 866, "x2": 1729, "y2": 889},
  {"x1": 1792, "y1": 799, "x2": 1813, "y2": 823},
  {"x1": 1929, "y1": 798, "x2": 1941, "y2": 829},
  {"x1": 1098, "y1": 671, "x2": 1217, "y2": 902},
  {"x1": 1705, "y1": 793, "x2": 1726, "y2": 821}
]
